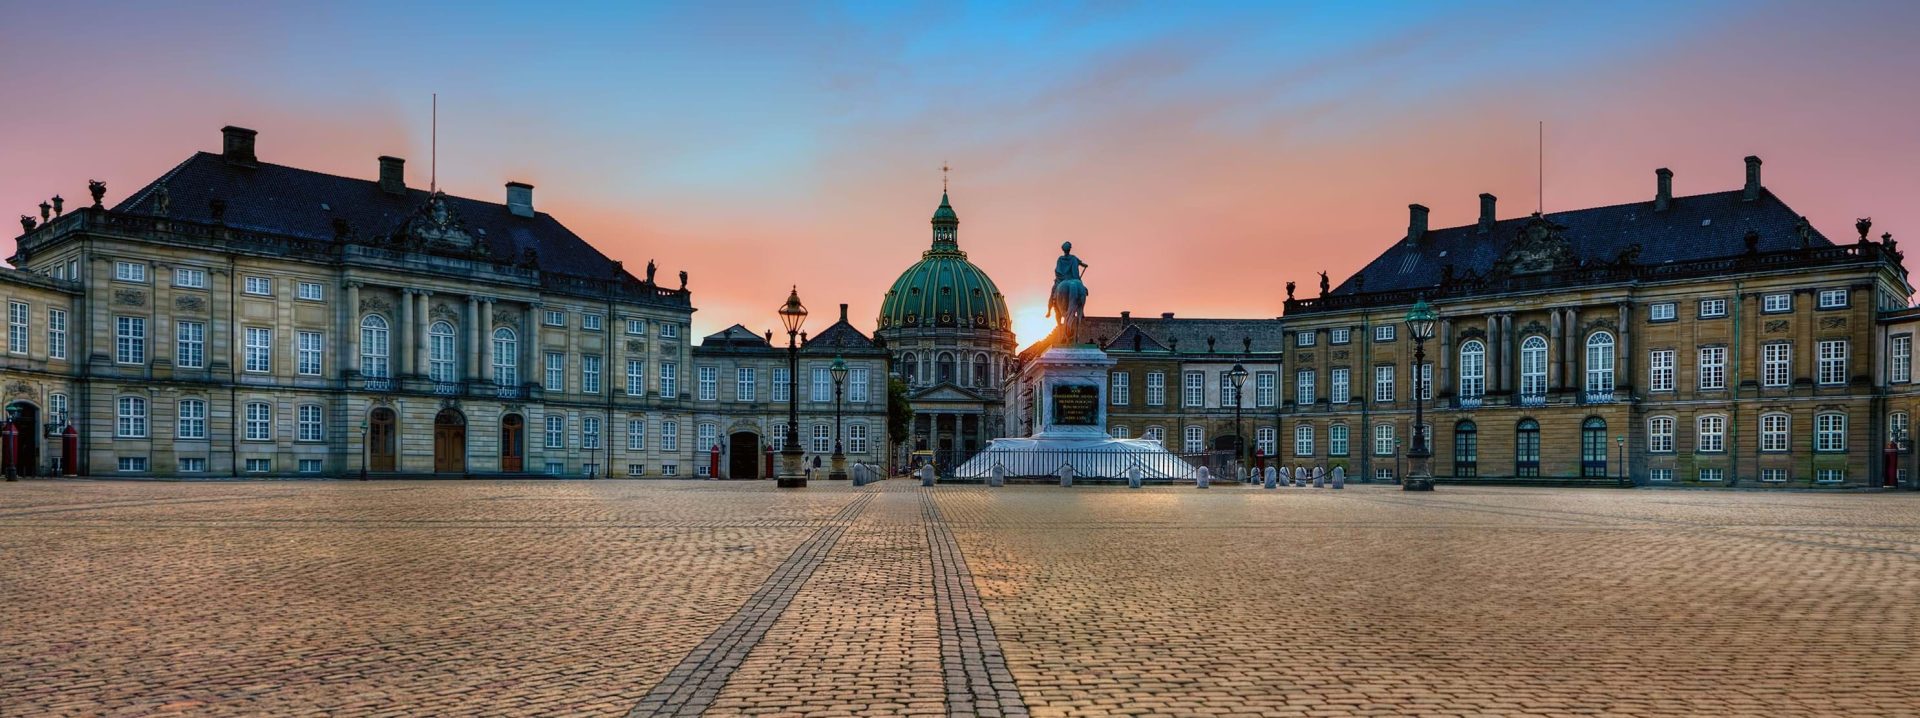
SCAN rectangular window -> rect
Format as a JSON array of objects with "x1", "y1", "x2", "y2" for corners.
[
  {"x1": 1110, "y1": 372, "x2": 1130, "y2": 405},
  {"x1": 176, "y1": 322, "x2": 205, "y2": 369},
  {"x1": 627, "y1": 419, "x2": 646, "y2": 450},
  {"x1": 1183, "y1": 371, "x2": 1204, "y2": 407},
  {"x1": 1419, "y1": 362, "x2": 1433, "y2": 400},
  {"x1": 1816, "y1": 468, "x2": 1846, "y2": 484},
  {"x1": 299, "y1": 459, "x2": 323, "y2": 474},
  {"x1": 661, "y1": 464, "x2": 678, "y2": 477},
  {"x1": 116, "y1": 316, "x2": 146, "y2": 365},
  {"x1": 118, "y1": 457, "x2": 149, "y2": 472},
  {"x1": 1649, "y1": 302, "x2": 1676, "y2": 322},
  {"x1": 1762, "y1": 343, "x2": 1791, "y2": 388},
  {"x1": 1649, "y1": 468, "x2": 1673, "y2": 482},
  {"x1": 1374, "y1": 365, "x2": 1394, "y2": 403},
  {"x1": 173, "y1": 267, "x2": 206, "y2": 288},
  {"x1": 1374, "y1": 424, "x2": 1395, "y2": 456},
  {"x1": 1762, "y1": 293, "x2": 1792, "y2": 313},
  {"x1": 244, "y1": 402, "x2": 271, "y2": 441},
  {"x1": 179, "y1": 457, "x2": 207, "y2": 473},
  {"x1": 1256, "y1": 427, "x2": 1276, "y2": 457},
  {"x1": 1331, "y1": 368, "x2": 1349, "y2": 404},
  {"x1": 773, "y1": 367, "x2": 791, "y2": 402},
  {"x1": 1760, "y1": 413, "x2": 1789, "y2": 452},
  {"x1": 737, "y1": 367, "x2": 757, "y2": 402},
  {"x1": 244, "y1": 327, "x2": 271, "y2": 373},
  {"x1": 698, "y1": 366, "x2": 718, "y2": 401},
  {"x1": 660, "y1": 323, "x2": 679, "y2": 339},
  {"x1": 1761, "y1": 469, "x2": 1788, "y2": 483},
  {"x1": 1893, "y1": 335, "x2": 1913, "y2": 384},
  {"x1": 661, "y1": 421, "x2": 678, "y2": 451},
  {"x1": 1374, "y1": 325, "x2": 1396, "y2": 342},
  {"x1": 1295, "y1": 370, "x2": 1315, "y2": 406},
  {"x1": 1183, "y1": 426, "x2": 1204, "y2": 453},
  {"x1": 1146, "y1": 372, "x2": 1165, "y2": 406},
  {"x1": 626, "y1": 318, "x2": 646, "y2": 335},
  {"x1": 545, "y1": 310, "x2": 565, "y2": 326},
  {"x1": 1294, "y1": 425, "x2": 1314, "y2": 456},
  {"x1": 48, "y1": 393, "x2": 67, "y2": 428},
  {"x1": 114, "y1": 261, "x2": 146, "y2": 282},
  {"x1": 297, "y1": 405, "x2": 324, "y2": 442},
  {"x1": 1296, "y1": 331, "x2": 1316, "y2": 347},
  {"x1": 583, "y1": 417, "x2": 602, "y2": 450},
  {"x1": 1698, "y1": 298, "x2": 1727, "y2": 318},
  {"x1": 771, "y1": 423, "x2": 788, "y2": 451},
  {"x1": 1815, "y1": 413, "x2": 1846, "y2": 452},
  {"x1": 544, "y1": 415, "x2": 564, "y2": 448},
  {"x1": 545, "y1": 461, "x2": 565, "y2": 476},
  {"x1": 245, "y1": 458, "x2": 271, "y2": 473},
  {"x1": 46, "y1": 308, "x2": 66, "y2": 360},
  {"x1": 1699, "y1": 468, "x2": 1724, "y2": 482},
  {"x1": 6, "y1": 301, "x2": 26, "y2": 354},
  {"x1": 582, "y1": 355, "x2": 602, "y2": 394},
  {"x1": 582, "y1": 314, "x2": 603, "y2": 331},
  {"x1": 1330, "y1": 328, "x2": 1350, "y2": 345},
  {"x1": 626, "y1": 360, "x2": 646, "y2": 396},
  {"x1": 1647, "y1": 417, "x2": 1674, "y2": 453},
  {"x1": 546, "y1": 353, "x2": 565, "y2": 392},
  {"x1": 1698, "y1": 347, "x2": 1727, "y2": 390},
  {"x1": 1697, "y1": 415, "x2": 1726, "y2": 452},
  {"x1": 848, "y1": 424, "x2": 869, "y2": 454},
  {"x1": 1256, "y1": 372, "x2": 1276, "y2": 408},
  {"x1": 811, "y1": 367, "x2": 832, "y2": 402},
  {"x1": 297, "y1": 281, "x2": 324, "y2": 301},
  {"x1": 1219, "y1": 373, "x2": 1240, "y2": 407},
  {"x1": 1650, "y1": 350, "x2": 1675, "y2": 392},
  {"x1": 1817, "y1": 340, "x2": 1848, "y2": 385},
  {"x1": 811, "y1": 424, "x2": 831, "y2": 453},
  {"x1": 297, "y1": 331, "x2": 323, "y2": 376},
  {"x1": 660, "y1": 362, "x2": 678, "y2": 398},
  {"x1": 177, "y1": 399, "x2": 206, "y2": 440},
  {"x1": 849, "y1": 367, "x2": 869, "y2": 403},
  {"x1": 1818, "y1": 288, "x2": 1849, "y2": 309},
  {"x1": 243, "y1": 276, "x2": 272, "y2": 295},
  {"x1": 1329, "y1": 425, "x2": 1349, "y2": 456}
]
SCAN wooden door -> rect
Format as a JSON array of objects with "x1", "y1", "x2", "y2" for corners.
[
  {"x1": 369, "y1": 409, "x2": 397, "y2": 472},
  {"x1": 500, "y1": 415, "x2": 524, "y2": 472},
  {"x1": 433, "y1": 409, "x2": 466, "y2": 474}
]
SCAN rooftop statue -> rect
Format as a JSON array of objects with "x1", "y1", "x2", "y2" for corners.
[{"x1": 1048, "y1": 241, "x2": 1088, "y2": 343}]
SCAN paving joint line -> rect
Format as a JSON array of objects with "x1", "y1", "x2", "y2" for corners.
[{"x1": 922, "y1": 491, "x2": 1029, "y2": 718}]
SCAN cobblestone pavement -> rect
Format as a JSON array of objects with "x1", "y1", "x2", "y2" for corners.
[{"x1": 2, "y1": 479, "x2": 1917, "y2": 717}]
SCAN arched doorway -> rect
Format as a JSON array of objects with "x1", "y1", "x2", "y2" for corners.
[
  {"x1": 500, "y1": 414, "x2": 525, "y2": 472},
  {"x1": 368, "y1": 408, "x2": 397, "y2": 472},
  {"x1": 1581, "y1": 417, "x2": 1608, "y2": 478},
  {"x1": 434, "y1": 408, "x2": 467, "y2": 474},
  {"x1": 729, "y1": 431, "x2": 761, "y2": 479},
  {"x1": 5, "y1": 402, "x2": 39, "y2": 477}
]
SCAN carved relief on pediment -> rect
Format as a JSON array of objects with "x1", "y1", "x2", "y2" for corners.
[
  {"x1": 429, "y1": 303, "x2": 460, "y2": 323},
  {"x1": 494, "y1": 310, "x2": 520, "y2": 328},
  {"x1": 1488, "y1": 214, "x2": 1580, "y2": 277},
  {"x1": 1820, "y1": 317, "x2": 1847, "y2": 330},
  {"x1": 113, "y1": 289, "x2": 146, "y2": 307},
  {"x1": 1765, "y1": 320, "x2": 1790, "y2": 334},
  {"x1": 360, "y1": 297, "x2": 393, "y2": 314},
  {"x1": 175, "y1": 295, "x2": 204, "y2": 311}
]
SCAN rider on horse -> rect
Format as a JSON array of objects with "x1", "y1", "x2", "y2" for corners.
[{"x1": 1048, "y1": 241, "x2": 1089, "y2": 341}]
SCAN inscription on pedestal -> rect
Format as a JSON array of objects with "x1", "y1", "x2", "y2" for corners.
[{"x1": 1051, "y1": 384, "x2": 1100, "y2": 426}]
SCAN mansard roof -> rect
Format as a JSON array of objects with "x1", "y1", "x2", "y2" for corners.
[
  {"x1": 802, "y1": 318, "x2": 884, "y2": 354},
  {"x1": 696, "y1": 324, "x2": 775, "y2": 353},
  {"x1": 1018, "y1": 314, "x2": 1285, "y2": 360},
  {"x1": 114, "y1": 152, "x2": 633, "y2": 281}
]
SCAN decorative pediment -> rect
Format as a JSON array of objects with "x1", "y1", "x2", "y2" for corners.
[
  {"x1": 1457, "y1": 327, "x2": 1487, "y2": 341},
  {"x1": 392, "y1": 192, "x2": 486, "y2": 254},
  {"x1": 429, "y1": 303, "x2": 460, "y2": 323},
  {"x1": 910, "y1": 383, "x2": 989, "y2": 403},
  {"x1": 1488, "y1": 214, "x2": 1579, "y2": 278}
]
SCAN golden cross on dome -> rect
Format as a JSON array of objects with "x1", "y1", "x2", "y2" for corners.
[{"x1": 941, "y1": 161, "x2": 950, "y2": 192}]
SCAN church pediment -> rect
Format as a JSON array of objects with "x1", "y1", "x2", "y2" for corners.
[
  {"x1": 390, "y1": 192, "x2": 486, "y2": 255},
  {"x1": 1488, "y1": 213, "x2": 1578, "y2": 277}
]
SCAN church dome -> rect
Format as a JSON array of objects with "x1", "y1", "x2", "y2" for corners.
[{"x1": 877, "y1": 192, "x2": 1012, "y2": 333}]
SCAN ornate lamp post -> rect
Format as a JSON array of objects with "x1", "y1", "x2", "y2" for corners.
[
  {"x1": 777, "y1": 287, "x2": 809, "y2": 488},
  {"x1": 829, "y1": 356, "x2": 848, "y2": 480},
  {"x1": 1227, "y1": 363, "x2": 1249, "y2": 469},
  {"x1": 359, "y1": 419, "x2": 370, "y2": 481},
  {"x1": 1403, "y1": 298, "x2": 1438, "y2": 491},
  {"x1": 1616, "y1": 435, "x2": 1627, "y2": 484}
]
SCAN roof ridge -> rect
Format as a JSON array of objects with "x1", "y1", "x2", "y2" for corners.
[{"x1": 113, "y1": 153, "x2": 202, "y2": 212}]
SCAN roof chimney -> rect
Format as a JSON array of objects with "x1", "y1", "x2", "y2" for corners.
[
  {"x1": 839, "y1": 303, "x2": 848, "y2": 323},
  {"x1": 1406, "y1": 203, "x2": 1429, "y2": 243},
  {"x1": 1161, "y1": 312, "x2": 1175, "y2": 320},
  {"x1": 506, "y1": 182, "x2": 534, "y2": 218},
  {"x1": 220, "y1": 126, "x2": 257, "y2": 166},
  {"x1": 1742, "y1": 156, "x2": 1763, "y2": 202},
  {"x1": 1120, "y1": 310, "x2": 1131, "y2": 323},
  {"x1": 378, "y1": 156, "x2": 406, "y2": 195},
  {"x1": 1655, "y1": 168, "x2": 1673, "y2": 212},
  {"x1": 1477, "y1": 193, "x2": 1496, "y2": 233}
]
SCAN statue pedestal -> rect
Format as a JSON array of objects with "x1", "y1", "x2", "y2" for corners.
[
  {"x1": 1026, "y1": 345, "x2": 1113, "y2": 439},
  {"x1": 954, "y1": 345, "x2": 1196, "y2": 482}
]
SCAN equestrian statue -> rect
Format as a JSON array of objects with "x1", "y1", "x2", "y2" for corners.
[{"x1": 1048, "y1": 241, "x2": 1089, "y2": 343}]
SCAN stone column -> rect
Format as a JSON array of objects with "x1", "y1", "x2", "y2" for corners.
[
  {"x1": 345, "y1": 282, "x2": 362, "y2": 377},
  {"x1": 398, "y1": 288, "x2": 415, "y2": 377},
  {"x1": 1617, "y1": 302, "x2": 1632, "y2": 393},
  {"x1": 1486, "y1": 315, "x2": 1500, "y2": 392},
  {"x1": 415, "y1": 291, "x2": 432, "y2": 377},
  {"x1": 523, "y1": 301, "x2": 540, "y2": 389},
  {"x1": 1548, "y1": 310, "x2": 1563, "y2": 390},
  {"x1": 1566, "y1": 307, "x2": 1580, "y2": 392},
  {"x1": 466, "y1": 296, "x2": 481, "y2": 382},
  {"x1": 1438, "y1": 319, "x2": 1454, "y2": 396},
  {"x1": 480, "y1": 298, "x2": 495, "y2": 384}
]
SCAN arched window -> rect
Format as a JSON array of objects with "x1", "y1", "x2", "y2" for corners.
[
  {"x1": 1459, "y1": 340, "x2": 1486, "y2": 399},
  {"x1": 1294, "y1": 424, "x2": 1314, "y2": 456},
  {"x1": 974, "y1": 353, "x2": 990, "y2": 388},
  {"x1": 1516, "y1": 419, "x2": 1540, "y2": 477},
  {"x1": 428, "y1": 321, "x2": 457, "y2": 383},
  {"x1": 1454, "y1": 420, "x2": 1478, "y2": 477},
  {"x1": 1581, "y1": 417, "x2": 1608, "y2": 477},
  {"x1": 360, "y1": 314, "x2": 390, "y2": 378},
  {"x1": 936, "y1": 352, "x2": 956, "y2": 384},
  {"x1": 492, "y1": 327, "x2": 518, "y2": 386},
  {"x1": 1586, "y1": 332, "x2": 1615, "y2": 395},
  {"x1": 900, "y1": 352, "x2": 917, "y2": 384},
  {"x1": 1520, "y1": 336, "x2": 1547, "y2": 399}
]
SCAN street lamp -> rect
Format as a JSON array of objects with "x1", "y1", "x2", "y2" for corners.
[
  {"x1": 1227, "y1": 363, "x2": 1249, "y2": 471},
  {"x1": 777, "y1": 286, "x2": 809, "y2": 488},
  {"x1": 1616, "y1": 434, "x2": 1626, "y2": 484},
  {"x1": 830, "y1": 356, "x2": 848, "y2": 480},
  {"x1": 358, "y1": 420, "x2": 369, "y2": 481},
  {"x1": 1403, "y1": 298, "x2": 1438, "y2": 491}
]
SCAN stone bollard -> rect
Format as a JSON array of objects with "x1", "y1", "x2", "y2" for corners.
[
  {"x1": 989, "y1": 463, "x2": 1006, "y2": 488},
  {"x1": 851, "y1": 465, "x2": 864, "y2": 486},
  {"x1": 920, "y1": 464, "x2": 936, "y2": 487},
  {"x1": 1059, "y1": 464, "x2": 1075, "y2": 487},
  {"x1": 1127, "y1": 464, "x2": 1143, "y2": 489},
  {"x1": 1331, "y1": 466, "x2": 1345, "y2": 489},
  {"x1": 1312, "y1": 469, "x2": 1324, "y2": 488},
  {"x1": 1264, "y1": 466, "x2": 1278, "y2": 490},
  {"x1": 1196, "y1": 466, "x2": 1211, "y2": 489}
]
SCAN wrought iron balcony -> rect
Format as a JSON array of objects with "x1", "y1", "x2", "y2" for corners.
[
  {"x1": 430, "y1": 381, "x2": 464, "y2": 396},
  {"x1": 1583, "y1": 390, "x2": 1618, "y2": 404},
  {"x1": 1456, "y1": 396, "x2": 1484, "y2": 410},
  {"x1": 1518, "y1": 393, "x2": 1546, "y2": 407}
]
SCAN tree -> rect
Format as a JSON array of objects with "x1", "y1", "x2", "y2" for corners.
[{"x1": 887, "y1": 375, "x2": 914, "y2": 470}]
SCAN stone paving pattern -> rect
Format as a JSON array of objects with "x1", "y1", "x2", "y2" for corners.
[{"x1": 2, "y1": 479, "x2": 1918, "y2": 716}]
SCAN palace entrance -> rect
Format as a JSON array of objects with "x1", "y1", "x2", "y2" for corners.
[
  {"x1": 728, "y1": 431, "x2": 761, "y2": 479},
  {"x1": 434, "y1": 408, "x2": 467, "y2": 474},
  {"x1": 500, "y1": 414, "x2": 525, "y2": 472},
  {"x1": 368, "y1": 408, "x2": 397, "y2": 472},
  {"x1": 5, "y1": 402, "x2": 39, "y2": 477}
]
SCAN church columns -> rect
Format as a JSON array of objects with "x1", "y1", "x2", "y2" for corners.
[
  {"x1": 1565, "y1": 307, "x2": 1580, "y2": 393},
  {"x1": 1485, "y1": 315, "x2": 1499, "y2": 392},
  {"x1": 414, "y1": 291, "x2": 432, "y2": 378},
  {"x1": 398, "y1": 289, "x2": 415, "y2": 377},
  {"x1": 465, "y1": 296, "x2": 481, "y2": 382},
  {"x1": 1548, "y1": 311, "x2": 1563, "y2": 390},
  {"x1": 345, "y1": 282, "x2": 362, "y2": 377},
  {"x1": 479, "y1": 298, "x2": 495, "y2": 384}
]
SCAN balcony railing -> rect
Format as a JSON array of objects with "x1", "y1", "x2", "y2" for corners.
[
  {"x1": 1456, "y1": 396, "x2": 1484, "y2": 410},
  {"x1": 431, "y1": 381, "x2": 464, "y2": 396},
  {"x1": 495, "y1": 385, "x2": 527, "y2": 399},
  {"x1": 1583, "y1": 390, "x2": 1618, "y2": 404},
  {"x1": 1518, "y1": 393, "x2": 1546, "y2": 407},
  {"x1": 361, "y1": 377, "x2": 394, "y2": 392}
]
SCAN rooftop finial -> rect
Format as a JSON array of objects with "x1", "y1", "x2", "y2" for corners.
[{"x1": 941, "y1": 161, "x2": 950, "y2": 193}]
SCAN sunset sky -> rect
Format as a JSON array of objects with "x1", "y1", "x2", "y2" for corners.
[{"x1": 4, "y1": 1, "x2": 1917, "y2": 345}]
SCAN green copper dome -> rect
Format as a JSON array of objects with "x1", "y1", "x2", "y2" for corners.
[{"x1": 877, "y1": 192, "x2": 1011, "y2": 332}]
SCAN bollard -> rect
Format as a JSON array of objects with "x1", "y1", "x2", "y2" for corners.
[
  {"x1": 1331, "y1": 467, "x2": 1345, "y2": 490},
  {"x1": 1127, "y1": 464, "x2": 1143, "y2": 489},
  {"x1": 1059, "y1": 464, "x2": 1075, "y2": 487},
  {"x1": 1196, "y1": 466, "x2": 1211, "y2": 489},
  {"x1": 1264, "y1": 466, "x2": 1278, "y2": 490},
  {"x1": 920, "y1": 464, "x2": 936, "y2": 487},
  {"x1": 989, "y1": 463, "x2": 1005, "y2": 488}
]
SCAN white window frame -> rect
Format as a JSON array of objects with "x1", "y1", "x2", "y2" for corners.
[
  {"x1": 1110, "y1": 371, "x2": 1130, "y2": 405},
  {"x1": 1330, "y1": 328, "x2": 1350, "y2": 344},
  {"x1": 1255, "y1": 371, "x2": 1276, "y2": 408},
  {"x1": 661, "y1": 420, "x2": 678, "y2": 451},
  {"x1": 627, "y1": 418, "x2": 647, "y2": 450},
  {"x1": 1296, "y1": 331, "x2": 1316, "y2": 347},
  {"x1": 1146, "y1": 371, "x2": 1165, "y2": 406},
  {"x1": 173, "y1": 267, "x2": 206, "y2": 288},
  {"x1": 1585, "y1": 332, "x2": 1614, "y2": 394},
  {"x1": 1256, "y1": 426, "x2": 1276, "y2": 456},
  {"x1": 243, "y1": 276, "x2": 272, "y2": 296},
  {"x1": 1374, "y1": 365, "x2": 1394, "y2": 403},
  {"x1": 296, "y1": 281, "x2": 324, "y2": 301},
  {"x1": 544, "y1": 309, "x2": 566, "y2": 326},
  {"x1": 1183, "y1": 425, "x2": 1204, "y2": 453},
  {"x1": 114, "y1": 261, "x2": 147, "y2": 283},
  {"x1": 177, "y1": 399, "x2": 206, "y2": 440},
  {"x1": 360, "y1": 315, "x2": 390, "y2": 378},
  {"x1": 1650, "y1": 349, "x2": 1675, "y2": 392},
  {"x1": 583, "y1": 416, "x2": 602, "y2": 450},
  {"x1": 297, "y1": 330, "x2": 324, "y2": 376},
  {"x1": 492, "y1": 328, "x2": 519, "y2": 386},
  {"x1": 1762, "y1": 342, "x2": 1791, "y2": 388},
  {"x1": 1374, "y1": 325, "x2": 1395, "y2": 342},
  {"x1": 1649, "y1": 302, "x2": 1676, "y2": 322},
  {"x1": 628, "y1": 359, "x2": 647, "y2": 397},
  {"x1": 1330, "y1": 368, "x2": 1349, "y2": 405},
  {"x1": 1647, "y1": 416, "x2": 1674, "y2": 453},
  {"x1": 848, "y1": 424, "x2": 869, "y2": 454},
  {"x1": 116, "y1": 316, "x2": 146, "y2": 365},
  {"x1": 849, "y1": 367, "x2": 870, "y2": 403},
  {"x1": 660, "y1": 362, "x2": 678, "y2": 398},
  {"x1": 544, "y1": 415, "x2": 565, "y2": 448},
  {"x1": 1699, "y1": 346, "x2": 1727, "y2": 390},
  {"x1": 1374, "y1": 423, "x2": 1395, "y2": 456},
  {"x1": 582, "y1": 354, "x2": 603, "y2": 394},
  {"x1": 1762, "y1": 293, "x2": 1791, "y2": 313},
  {"x1": 1697, "y1": 415, "x2": 1726, "y2": 453},
  {"x1": 698, "y1": 365, "x2": 718, "y2": 401},
  {"x1": 1698, "y1": 298, "x2": 1727, "y2": 318},
  {"x1": 737, "y1": 367, "x2": 757, "y2": 402},
  {"x1": 626, "y1": 318, "x2": 646, "y2": 335},
  {"x1": 47, "y1": 307, "x2": 66, "y2": 360},
  {"x1": 1329, "y1": 424, "x2": 1349, "y2": 456},
  {"x1": 428, "y1": 322, "x2": 457, "y2": 383},
  {"x1": 1818, "y1": 288, "x2": 1849, "y2": 309},
  {"x1": 1296, "y1": 370, "x2": 1315, "y2": 406},
  {"x1": 1892, "y1": 334, "x2": 1912, "y2": 384},
  {"x1": 1817, "y1": 339, "x2": 1847, "y2": 385},
  {"x1": 1458, "y1": 340, "x2": 1485, "y2": 398},
  {"x1": 243, "y1": 327, "x2": 272, "y2": 373},
  {"x1": 1520, "y1": 336, "x2": 1547, "y2": 397},
  {"x1": 1183, "y1": 371, "x2": 1204, "y2": 408},
  {"x1": 582, "y1": 314, "x2": 603, "y2": 331},
  {"x1": 1815, "y1": 412, "x2": 1846, "y2": 452},
  {"x1": 244, "y1": 402, "x2": 272, "y2": 441},
  {"x1": 6, "y1": 301, "x2": 26, "y2": 354},
  {"x1": 297, "y1": 404, "x2": 324, "y2": 442},
  {"x1": 772, "y1": 367, "x2": 790, "y2": 403},
  {"x1": 1760, "y1": 413, "x2": 1789, "y2": 452},
  {"x1": 1294, "y1": 424, "x2": 1314, "y2": 456},
  {"x1": 546, "y1": 352, "x2": 566, "y2": 392}
]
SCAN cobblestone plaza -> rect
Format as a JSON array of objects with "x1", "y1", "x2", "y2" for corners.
[{"x1": 2, "y1": 480, "x2": 1917, "y2": 717}]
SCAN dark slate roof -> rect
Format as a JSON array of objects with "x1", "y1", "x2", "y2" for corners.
[
  {"x1": 803, "y1": 319, "x2": 884, "y2": 354},
  {"x1": 1334, "y1": 188, "x2": 1830, "y2": 295},
  {"x1": 1102, "y1": 324, "x2": 1170, "y2": 353},
  {"x1": 115, "y1": 152, "x2": 633, "y2": 280},
  {"x1": 1020, "y1": 314, "x2": 1284, "y2": 359},
  {"x1": 696, "y1": 324, "x2": 775, "y2": 353}
]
